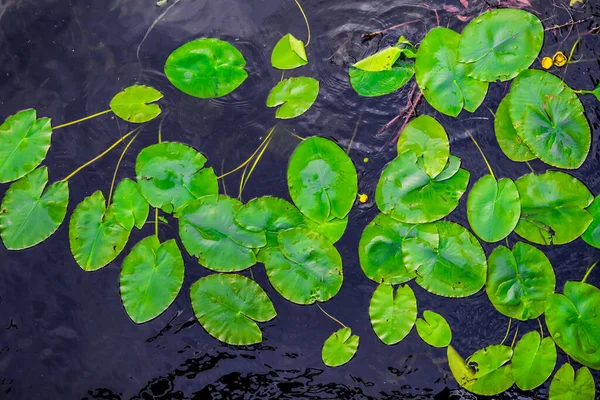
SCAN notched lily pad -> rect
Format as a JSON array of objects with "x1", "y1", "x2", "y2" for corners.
[
  {"x1": 322, "y1": 327, "x2": 359, "y2": 367},
  {"x1": 582, "y1": 195, "x2": 600, "y2": 248},
  {"x1": 110, "y1": 85, "x2": 163, "y2": 123},
  {"x1": 549, "y1": 363, "x2": 595, "y2": 400},
  {"x1": 415, "y1": 310, "x2": 452, "y2": 348},
  {"x1": 271, "y1": 33, "x2": 308, "y2": 70},
  {"x1": 266, "y1": 77, "x2": 319, "y2": 119},
  {"x1": 512, "y1": 331, "x2": 557, "y2": 391},
  {"x1": 369, "y1": 283, "x2": 417, "y2": 345}
]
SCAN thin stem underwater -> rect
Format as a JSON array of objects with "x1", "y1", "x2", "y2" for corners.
[
  {"x1": 107, "y1": 131, "x2": 140, "y2": 205},
  {"x1": 239, "y1": 131, "x2": 274, "y2": 199},
  {"x1": 510, "y1": 327, "x2": 519, "y2": 348},
  {"x1": 53, "y1": 109, "x2": 112, "y2": 130},
  {"x1": 581, "y1": 261, "x2": 598, "y2": 283},
  {"x1": 217, "y1": 126, "x2": 277, "y2": 179},
  {"x1": 500, "y1": 319, "x2": 512, "y2": 345},
  {"x1": 467, "y1": 131, "x2": 495, "y2": 179},
  {"x1": 316, "y1": 303, "x2": 346, "y2": 328},
  {"x1": 293, "y1": 0, "x2": 311, "y2": 46},
  {"x1": 155, "y1": 208, "x2": 159, "y2": 238}
]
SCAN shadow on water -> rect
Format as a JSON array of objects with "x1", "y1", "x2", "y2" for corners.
[{"x1": 0, "y1": 0, "x2": 599, "y2": 399}]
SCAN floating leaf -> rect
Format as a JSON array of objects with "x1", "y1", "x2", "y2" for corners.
[
  {"x1": 509, "y1": 69, "x2": 590, "y2": 169},
  {"x1": 515, "y1": 171, "x2": 593, "y2": 245},
  {"x1": 262, "y1": 227, "x2": 343, "y2": 304},
  {"x1": 0, "y1": 167, "x2": 68, "y2": 250},
  {"x1": 136, "y1": 142, "x2": 218, "y2": 214},
  {"x1": 512, "y1": 331, "x2": 557, "y2": 390},
  {"x1": 190, "y1": 273, "x2": 276, "y2": 345},
  {"x1": 448, "y1": 345, "x2": 514, "y2": 396},
  {"x1": 164, "y1": 38, "x2": 247, "y2": 98},
  {"x1": 487, "y1": 242, "x2": 555, "y2": 320},
  {"x1": 403, "y1": 221, "x2": 487, "y2": 298},
  {"x1": 433, "y1": 155, "x2": 461, "y2": 182},
  {"x1": 458, "y1": 9, "x2": 543, "y2": 82},
  {"x1": 582, "y1": 195, "x2": 600, "y2": 248},
  {"x1": 287, "y1": 136, "x2": 357, "y2": 223},
  {"x1": 549, "y1": 363, "x2": 595, "y2": 400},
  {"x1": 69, "y1": 191, "x2": 130, "y2": 271},
  {"x1": 415, "y1": 27, "x2": 488, "y2": 117},
  {"x1": 396, "y1": 115, "x2": 449, "y2": 178},
  {"x1": 322, "y1": 327, "x2": 359, "y2": 367},
  {"x1": 120, "y1": 236, "x2": 184, "y2": 323},
  {"x1": 271, "y1": 33, "x2": 308, "y2": 70},
  {"x1": 349, "y1": 46, "x2": 414, "y2": 97},
  {"x1": 494, "y1": 95, "x2": 536, "y2": 162},
  {"x1": 376, "y1": 152, "x2": 470, "y2": 223},
  {"x1": 178, "y1": 195, "x2": 266, "y2": 272},
  {"x1": 266, "y1": 77, "x2": 319, "y2": 119},
  {"x1": 415, "y1": 310, "x2": 452, "y2": 348},
  {"x1": 111, "y1": 179, "x2": 149, "y2": 231},
  {"x1": 109, "y1": 85, "x2": 163, "y2": 123},
  {"x1": 0, "y1": 109, "x2": 52, "y2": 183},
  {"x1": 546, "y1": 281, "x2": 600, "y2": 369},
  {"x1": 467, "y1": 175, "x2": 520, "y2": 242},
  {"x1": 304, "y1": 216, "x2": 348, "y2": 243},
  {"x1": 369, "y1": 283, "x2": 417, "y2": 345},
  {"x1": 359, "y1": 213, "x2": 438, "y2": 285}
]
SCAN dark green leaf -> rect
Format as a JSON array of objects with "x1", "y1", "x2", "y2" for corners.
[{"x1": 369, "y1": 283, "x2": 417, "y2": 345}]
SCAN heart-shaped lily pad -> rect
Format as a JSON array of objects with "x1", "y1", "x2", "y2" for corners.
[
  {"x1": 512, "y1": 331, "x2": 557, "y2": 391},
  {"x1": 549, "y1": 363, "x2": 595, "y2": 400},
  {"x1": 415, "y1": 310, "x2": 452, "y2": 348},
  {"x1": 321, "y1": 327, "x2": 359, "y2": 367},
  {"x1": 109, "y1": 85, "x2": 163, "y2": 123},
  {"x1": 266, "y1": 77, "x2": 319, "y2": 119},
  {"x1": 369, "y1": 283, "x2": 417, "y2": 345}
]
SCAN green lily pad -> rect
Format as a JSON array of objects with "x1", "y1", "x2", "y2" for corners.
[
  {"x1": 509, "y1": 69, "x2": 590, "y2": 169},
  {"x1": 69, "y1": 191, "x2": 130, "y2": 271},
  {"x1": 120, "y1": 236, "x2": 184, "y2": 324},
  {"x1": 287, "y1": 136, "x2": 357, "y2": 223},
  {"x1": 582, "y1": 195, "x2": 600, "y2": 248},
  {"x1": 349, "y1": 46, "x2": 414, "y2": 97},
  {"x1": 266, "y1": 77, "x2": 319, "y2": 119},
  {"x1": 0, "y1": 109, "x2": 52, "y2": 183},
  {"x1": 487, "y1": 242, "x2": 555, "y2": 320},
  {"x1": 494, "y1": 95, "x2": 536, "y2": 162},
  {"x1": 512, "y1": 331, "x2": 557, "y2": 391},
  {"x1": 415, "y1": 310, "x2": 452, "y2": 348},
  {"x1": 358, "y1": 213, "x2": 438, "y2": 285},
  {"x1": 304, "y1": 215, "x2": 348, "y2": 244},
  {"x1": 467, "y1": 175, "x2": 521, "y2": 243},
  {"x1": 321, "y1": 327, "x2": 359, "y2": 367},
  {"x1": 549, "y1": 363, "x2": 595, "y2": 400},
  {"x1": 164, "y1": 38, "x2": 247, "y2": 98},
  {"x1": 262, "y1": 227, "x2": 343, "y2": 304},
  {"x1": 545, "y1": 281, "x2": 600, "y2": 369},
  {"x1": 458, "y1": 9, "x2": 544, "y2": 82},
  {"x1": 515, "y1": 171, "x2": 593, "y2": 245},
  {"x1": 403, "y1": 221, "x2": 487, "y2": 298},
  {"x1": 190, "y1": 273, "x2": 276, "y2": 345},
  {"x1": 447, "y1": 345, "x2": 514, "y2": 396},
  {"x1": 415, "y1": 27, "x2": 488, "y2": 117},
  {"x1": 396, "y1": 115, "x2": 449, "y2": 178},
  {"x1": 136, "y1": 142, "x2": 218, "y2": 214},
  {"x1": 109, "y1": 85, "x2": 163, "y2": 123},
  {"x1": 376, "y1": 151, "x2": 470, "y2": 223},
  {"x1": 178, "y1": 195, "x2": 266, "y2": 272},
  {"x1": 369, "y1": 283, "x2": 417, "y2": 345},
  {"x1": 0, "y1": 167, "x2": 68, "y2": 250},
  {"x1": 271, "y1": 33, "x2": 308, "y2": 70},
  {"x1": 111, "y1": 178, "x2": 149, "y2": 231}
]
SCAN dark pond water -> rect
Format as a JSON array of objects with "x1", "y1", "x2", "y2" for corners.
[{"x1": 1, "y1": 0, "x2": 599, "y2": 399}]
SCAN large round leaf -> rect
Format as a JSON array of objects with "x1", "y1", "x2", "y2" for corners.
[
  {"x1": 396, "y1": 115, "x2": 449, "y2": 178},
  {"x1": 69, "y1": 191, "x2": 130, "y2": 271},
  {"x1": 458, "y1": 9, "x2": 543, "y2": 82},
  {"x1": 509, "y1": 69, "x2": 590, "y2": 169},
  {"x1": 546, "y1": 281, "x2": 600, "y2": 369},
  {"x1": 582, "y1": 195, "x2": 600, "y2": 248},
  {"x1": 467, "y1": 175, "x2": 520, "y2": 243},
  {"x1": 109, "y1": 85, "x2": 163, "y2": 123},
  {"x1": 271, "y1": 33, "x2": 307, "y2": 70},
  {"x1": 262, "y1": 227, "x2": 343, "y2": 304},
  {"x1": 415, "y1": 310, "x2": 452, "y2": 348},
  {"x1": 321, "y1": 327, "x2": 359, "y2": 367},
  {"x1": 376, "y1": 152, "x2": 470, "y2": 223},
  {"x1": 349, "y1": 46, "x2": 414, "y2": 97},
  {"x1": 111, "y1": 178, "x2": 149, "y2": 231},
  {"x1": 415, "y1": 27, "x2": 488, "y2": 117},
  {"x1": 447, "y1": 345, "x2": 514, "y2": 396},
  {"x1": 178, "y1": 195, "x2": 266, "y2": 272},
  {"x1": 403, "y1": 221, "x2": 487, "y2": 298},
  {"x1": 515, "y1": 172, "x2": 593, "y2": 245},
  {"x1": 512, "y1": 331, "x2": 557, "y2": 391},
  {"x1": 494, "y1": 95, "x2": 535, "y2": 162},
  {"x1": 136, "y1": 142, "x2": 218, "y2": 214},
  {"x1": 120, "y1": 236, "x2": 184, "y2": 324},
  {"x1": 287, "y1": 136, "x2": 357, "y2": 223},
  {"x1": 549, "y1": 363, "x2": 595, "y2": 400},
  {"x1": 0, "y1": 167, "x2": 68, "y2": 250},
  {"x1": 369, "y1": 283, "x2": 417, "y2": 345},
  {"x1": 486, "y1": 242, "x2": 555, "y2": 320},
  {"x1": 358, "y1": 213, "x2": 438, "y2": 285},
  {"x1": 266, "y1": 77, "x2": 319, "y2": 119},
  {"x1": 0, "y1": 109, "x2": 52, "y2": 183},
  {"x1": 190, "y1": 273, "x2": 276, "y2": 345},
  {"x1": 164, "y1": 38, "x2": 247, "y2": 98}
]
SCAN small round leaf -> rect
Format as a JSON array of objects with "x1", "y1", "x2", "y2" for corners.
[
  {"x1": 109, "y1": 85, "x2": 163, "y2": 123},
  {"x1": 369, "y1": 283, "x2": 417, "y2": 345},
  {"x1": 415, "y1": 310, "x2": 452, "y2": 348},
  {"x1": 512, "y1": 331, "x2": 557, "y2": 391},
  {"x1": 322, "y1": 327, "x2": 359, "y2": 367},
  {"x1": 266, "y1": 77, "x2": 319, "y2": 119}
]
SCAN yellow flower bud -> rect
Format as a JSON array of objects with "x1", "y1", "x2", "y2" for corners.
[
  {"x1": 358, "y1": 193, "x2": 369, "y2": 203},
  {"x1": 553, "y1": 51, "x2": 567, "y2": 67},
  {"x1": 541, "y1": 56, "x2": 553, "y2": 69}
]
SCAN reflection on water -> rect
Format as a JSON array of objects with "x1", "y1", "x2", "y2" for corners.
[{"x1": 0, "y1": 0, "x2": 599, "y2": 399}]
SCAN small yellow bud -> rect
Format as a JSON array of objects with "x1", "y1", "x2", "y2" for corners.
[
  {"x1": 541, "y1": 57, "x2": 553, "y2": 69},
  {"x1": 358, "y1": 193, "x2": 369, "y2": 203},
  {"x1": 553, "y1": 51, "x2": 567, "y2": 67}
]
